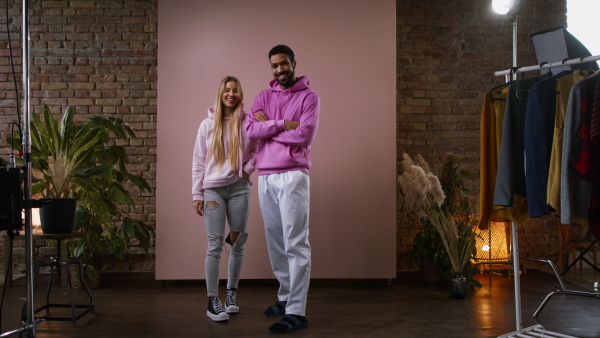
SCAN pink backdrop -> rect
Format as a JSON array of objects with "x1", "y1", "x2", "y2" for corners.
[{"x1": 156, "y1": 0, "x2": 396, "y2": 280}]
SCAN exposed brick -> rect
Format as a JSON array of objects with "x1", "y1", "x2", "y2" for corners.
[
  {"x1": 2, "y1": 0, "x2": 566, "y2": 275},
  {"x1": 397, "y1": 0, "x2": 567, "y2": 272}
]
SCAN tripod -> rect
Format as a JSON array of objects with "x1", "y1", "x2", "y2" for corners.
[{"x1": 0, "y1": 0, "x2": 40, "y2": 337}]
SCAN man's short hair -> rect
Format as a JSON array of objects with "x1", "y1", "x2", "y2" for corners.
[{"x1": 268, "y1": 45, "x2": 295, "y2": 62}]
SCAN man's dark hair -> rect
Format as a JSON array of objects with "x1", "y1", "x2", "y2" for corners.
[{"x1": 268, "y1": 45, "x2": 295, "y2": 62}]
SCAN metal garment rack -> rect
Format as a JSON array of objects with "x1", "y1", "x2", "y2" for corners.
[{"x1": 493, "y1": 55, "x2": 600, "y2": 338}]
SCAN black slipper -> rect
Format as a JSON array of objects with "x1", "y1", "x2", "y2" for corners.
[
  {"x1": 268, "y1": 314, "x2": 308, "y2": 334},
  {"x1": 263, "y1": 301, "x2": 287, "y2": 317}
]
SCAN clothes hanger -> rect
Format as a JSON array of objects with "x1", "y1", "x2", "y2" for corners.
[
  {"x1": 490, "y1": 81, "x2": 513, "y2": 102},
  {"x1": 490, "y1": 67, "x2": 519, "y2": 102}
]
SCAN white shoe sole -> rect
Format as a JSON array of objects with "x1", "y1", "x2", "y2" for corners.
[
  {"x1": 207, "y1": 310, "x2": 229, "y2": 321},
  {"x1": 226, "y1": 305, "x2": 239, "y2": 314}
]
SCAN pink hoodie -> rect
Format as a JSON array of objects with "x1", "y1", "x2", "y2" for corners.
[
  {"x1": 192, "y1": 106, "x2": 258, "y2": 201},
  {"x1": 246, "y1": 76, "x2": 320, "y2": 175}
]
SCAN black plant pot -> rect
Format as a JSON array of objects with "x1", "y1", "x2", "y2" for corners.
[
  {"x1": 450, "y1": 272, "x2": 468, "y2": 299},
  {"x1": 39, "y1": 198, "x2": 76, "y2": 234}
]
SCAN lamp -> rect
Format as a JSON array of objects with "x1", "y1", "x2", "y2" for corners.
[
  {"x1": 475, "y1": 221, "x2": 511, "y2": 271},
  {"x1": 492, "y1": 0, "x2": 522, "y2": 81},
  {"x1": 492, "y1": 0, "x2": 522, "y2": 15}
]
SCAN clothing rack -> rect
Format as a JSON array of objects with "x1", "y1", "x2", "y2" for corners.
[
  {"x1": 494, "y1": 55, "x2": 600, "y2": 77},
  {"x1": 491, "y1": 55, "x2": 600, "y2": 338}
]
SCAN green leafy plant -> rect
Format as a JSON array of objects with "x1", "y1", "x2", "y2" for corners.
[{"x1": 8, "y1": 105, "x2": 154, "y2": 279}]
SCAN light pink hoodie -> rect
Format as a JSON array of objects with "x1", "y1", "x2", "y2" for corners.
[{"x1": 192, "y1": 106, "x2": 258, "y2": 201}]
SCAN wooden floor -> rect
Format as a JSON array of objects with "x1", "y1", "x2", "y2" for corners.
[{"x1": 1, "y1": 267, "x2": 600, "y2": 337}]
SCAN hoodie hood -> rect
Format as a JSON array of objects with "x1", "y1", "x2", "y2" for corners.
[
  {"x1": 207, "y1": 104, "x2": 245, "y2": 119},
  {"x1": 269, "y1": 76, "x2": 310, "y2": 92}
]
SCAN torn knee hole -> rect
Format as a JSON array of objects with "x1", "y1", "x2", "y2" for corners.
[
  {"x1": 206, "y1": 201, "x2": 219, "y2": 210},
  {"x1": 228, "y1": 231, "x2": 248, "y2": 247}
]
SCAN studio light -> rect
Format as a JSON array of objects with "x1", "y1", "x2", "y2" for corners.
[
  {"x1": 492, "y1": 0, "x2": 522, "y2": 15},
  {"x1": 491, "y1": 0, "x2": 522, "y2": 81}
]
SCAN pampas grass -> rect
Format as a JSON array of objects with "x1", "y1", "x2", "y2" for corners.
[{"x1": 398, "y1": 153, "x2": 476, "y2": 274}]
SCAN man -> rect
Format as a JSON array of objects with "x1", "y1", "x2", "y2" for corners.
[{"x1": 246, "y1": 44, "x2": 320, "y2": 334}]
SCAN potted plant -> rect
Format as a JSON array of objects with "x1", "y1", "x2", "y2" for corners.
[
  {"x1": 8, "y1": 104, "x2": 154, "y2": 283},
  {"x1": 400, "y1": 153, "x2": 482, "y2": 297}
]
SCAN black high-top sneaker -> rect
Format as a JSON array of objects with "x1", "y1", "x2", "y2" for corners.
[
  {"x1": 225, "y1": 288, "x2": 239, "y2": 314},
  {"x1": 207, "y1": 296, "x2": 229, "y2": 321}
]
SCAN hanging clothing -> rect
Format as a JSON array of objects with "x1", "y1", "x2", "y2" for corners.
[
  {"x1": 525, "y1": 70, "x2": 573, "y2": 218},
  {"x1": 592, "y1": 80, "x2": 600, "y2": 139},
  {"x1": 560, "y1": 72, "x2": 600, "y2": 225},
  {"x1": 494, "y1": 73, "x2": 552, "y2": 207},
  {"x1": 573, "y1": 76, "x2": 600, "y2": 181},
  {"x1": 480, "y1": 87, "x2": 510, "y2": 229},
  {"x1": 547, "y1": 71, "x2": 596, "y2": 215},
  {"x1": 479, "y1": 85, "x2": 529, "y2": 229},
  {"x1": 588, "y1": 80, "x2": 600, "y2": 238}
]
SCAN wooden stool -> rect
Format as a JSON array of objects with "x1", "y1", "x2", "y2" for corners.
[{"x1": 30, "y1": 232, "x2": 95, "y2": 327}]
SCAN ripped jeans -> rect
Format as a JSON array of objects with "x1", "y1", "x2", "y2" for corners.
[{"x1": 203, "y1": 179, "x2": 250, "y2": 297}]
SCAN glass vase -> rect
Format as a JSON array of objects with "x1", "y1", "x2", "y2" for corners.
[{"x1": 450, "y1": 272, "x2": 467, "y2": 299}]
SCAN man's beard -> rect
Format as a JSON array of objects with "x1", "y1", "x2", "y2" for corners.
[{"x1": 276, "y1": 70, "x2": 295, "y2": 87}]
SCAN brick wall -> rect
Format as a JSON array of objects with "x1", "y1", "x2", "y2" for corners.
[
  {"x1": 396, "y1": 0, "x2": 567, "y2": 271},
  {"x1": 0, "y1": 0, "x2": 157, "y2": 274},
  {"x1": 0, "y1": 0, "x2": 572, "y2": 276}
]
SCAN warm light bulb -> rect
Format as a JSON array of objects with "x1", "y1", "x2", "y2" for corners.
[
  {"x1": 482, "y1": 244, "x2": 491, "y2": 252},
  {"x1": 492, "y1": 0, "x2": 514, "y2": 15}
]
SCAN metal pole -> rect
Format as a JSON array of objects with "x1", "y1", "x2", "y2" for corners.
[
  {"x1": 495, "y1": 54, "x2": 600, "y2": 77},
  {"x1": 488, "y1": 226, "x2": 492, "y2": 284},
  {"x1": 510, "y1": 14, "x2": 522, "y2": 331},
  {"x1": 511, "y1": 15, "x2": 518, "y2": 81},
  {"x1": 511, "y1": 222, "x2": 522, "y2": 331},
  {"x1": 1, "y1": 3, "x2": 35, "y2": 338},
  {"x1": 22, "y1": 0, "x2": 36, "y2": 334}
]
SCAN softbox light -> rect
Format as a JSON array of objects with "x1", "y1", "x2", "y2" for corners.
[{"x1": 531, "y1": 27, "x2": 599, "y2": 74}]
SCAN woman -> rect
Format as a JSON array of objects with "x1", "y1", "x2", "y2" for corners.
[{"x1": 192, "y1": 76, "x2": 258, "y2": 322}]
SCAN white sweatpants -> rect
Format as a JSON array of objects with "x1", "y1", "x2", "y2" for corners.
[{"x1": 258, "y1": 170, "x2": 311, "y2": 316}]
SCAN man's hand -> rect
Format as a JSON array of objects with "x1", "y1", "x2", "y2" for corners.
[
  {"x1": 254, "y1": 111, "x2": 299, "y2": 130},
  {"x1": 284, "y1": 120, "x2": 300, "y2": 130},
  {"x1": 194, "y1": 200, "x2": 204, "y2": 216}
]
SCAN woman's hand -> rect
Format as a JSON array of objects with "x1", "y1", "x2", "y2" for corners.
[
  {"x1": 194, "y1": 200, "x2": 204, "y2": 216},
  {"x1": 241, "y1": 171, "x2": 250, "y2": 182}
]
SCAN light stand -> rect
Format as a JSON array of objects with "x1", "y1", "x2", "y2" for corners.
[
  {"x1": 0, "y1": 1, "x2": 39, "y2": 337},
  {"x1": 511, "y1": 15, "x2": 518, "y2": 81},
  {"x1": 492, "y1": 0, "x2": 521, "y2": 81}
]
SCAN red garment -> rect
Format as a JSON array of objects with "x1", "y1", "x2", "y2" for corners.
[
  {"x1": 574, "y1": 77, "x2": 600, "y2": 181},
  {"x1": 591, "y1": 80, "x2": 600, "y2": 140},
  {"x1": 589, "y1": 79, "x2": 600, "y2": 240}
]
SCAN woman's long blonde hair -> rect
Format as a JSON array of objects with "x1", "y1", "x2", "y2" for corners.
[{"x1": 209, "y1": 76, "x2": 244, "y2": 171}]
